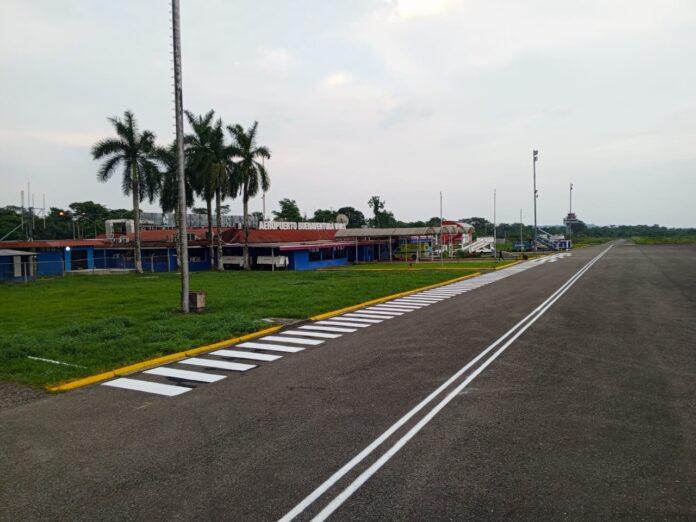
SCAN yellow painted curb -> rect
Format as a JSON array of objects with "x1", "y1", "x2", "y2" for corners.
[
  {"x1": 46, "y1": 325, "x2": 283, "y2": 392},
  {"x1": 495, "y1": 260, "x2": 521, "y2": 270},
  {"x1": 310, "y1": 271, "x2": 482, "y2": 321}
]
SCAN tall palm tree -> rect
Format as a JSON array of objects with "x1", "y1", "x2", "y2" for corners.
[
  {"x1": 227, "y1": 121, "x2": 270, "y2": 270},
  {"x1": 185, "y1": 110, "x2": 216, "y2": 269},
  {"x1": 185, "y1": 110, "x2": 232, "y2": 270},
  {"x1": 155, "y1": 141, "x2": 194, "y2": 268},
  {"x1": 91, "y1": 110, "x2": 161, "y2": 273}
]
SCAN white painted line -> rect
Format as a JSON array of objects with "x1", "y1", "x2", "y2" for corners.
[
  {"x1": 180, "y1": 357, "x2": 256, "y2": 371},
  {"x1": 280, "y1": 245, "x2": 614, "y2": 522},
  {"x1": 213, "y1": 349, "x2": 282, "y2": 362},
  {"x1": 346, "y1": 312, "x2": 392, "y2": 319},
  {"x1": 300, "y1": 325, "x2": 357, "y2": 333},
  {"x1": 387, "y1": 301, "x2": 426, "y2": 308},
  {"x1": 27, "y1": 356, "x2": 85, "y2": 368},
  {"x1": 284, "y1": 330, "x2": 342, "y2": 339},
  {"x1": 261, "y1": 335, "x2": 324, "y2": 346},
  {"x1": 341, "y1": 314, "x2": 383, "y2": 323},
  {"x1": 317, "y1": 320, "x2": 370, "y2": 328},
  {"x1": 102, "y1": 378, "x2": 191, "y2": 396},
  {"x1": 360, "y1": 309, "x2": 403, "y2": 316},
  {"x1": 328, "y1": 317, "x2": 380, "y2": 324},
  {"x1": 144, "y1": 367, "x2": 226, "y2": 383},
  {"x1": 236, "y1": 342, "x2": 304, "y2": 353},
  {"x1": 372, "y1": 305, "x2": 416, "y2": 312},
  {"x1": 397, "y1": 297, "x2": 442, "y2": 302}
]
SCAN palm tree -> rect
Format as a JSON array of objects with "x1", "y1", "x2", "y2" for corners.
[
  {"x1": 227, "y1": 121, "x2": 270, "y2": 270},
  {"x1": 368, "y1": 195, "x2": 385, "y2": 228},
  {"x1": 185, "y1": 110, "x2": 232, "y2": 270},
  {"x1": 208, "y1": 120, "x2": 232, "y2": 270},
  {"x1": 155, "y1": 141, "x2": 194, "y2": 268},
  {"x1": 91, "y1": 110, "x2": 161, "y2": 273}
]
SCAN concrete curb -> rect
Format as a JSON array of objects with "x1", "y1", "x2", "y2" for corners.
[
  {"x1": 46, "y1": 325, "x2": 283, "y2": 392},
  {"x1": 47, "y1": 269, "x2": 492, "y2": 393},
  {"x1": 310, "y1": 271, "x2": 481, "y2": 321}
]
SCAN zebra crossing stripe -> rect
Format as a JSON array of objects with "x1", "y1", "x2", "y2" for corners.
[
  {"x1": 180, "y1": 357, "x2": 256, "y2": 371},
  {"x1": 283, "y1": 330, "x2": 342, "y2": 339},
  {"x1": 340, "y1": 315, "x2": 383, "y2": 323},
  {"x1": 261, "y1": 335, "x2": 324, "y2": 346},
  {"x1": 300, "y1": 325, "x2": 357, "y2": 333},
  {"x1": 102, "y1": 378, "x2": 191, "y2": 396},
  {"x1": 316, "y1": 320, "x2": 370, "y2": 328},
  {"x1": 212, "y1": 349, "x2": 282, "y2": 362},
  {"x1": 346, "y1": 312, "x2": 393, "y2": 319},
  {"x1": 143, "y1": 367, "x2": 225, "y2": 383},
  {"x1": 236, "y1": 342, "x2": 304, "y2": 353}
]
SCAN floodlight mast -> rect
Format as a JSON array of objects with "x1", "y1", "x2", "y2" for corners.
[
  {"x1": 532, "y1": 150, "x2": 539, "y2": 251},
  {"x1": 172, "y1": 0, "x2": 189, "y2": 313}
]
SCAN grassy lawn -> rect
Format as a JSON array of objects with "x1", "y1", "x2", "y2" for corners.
[
  {"x1": 571, "y1": 237, "x2": 613, "y2": 247},
  {"x1": 323, "y1": 260, "x2": 516, "y2": 270},
  {"x1": 0, "y1": 269, "x2": 476, "y2": 387},
  {"x1": 631, "y1": 235, "x2": 696, "y2": 245}
]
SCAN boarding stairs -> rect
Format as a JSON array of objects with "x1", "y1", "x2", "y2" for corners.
[
  {"x1": 461, "y1": 237, "x2": 494, "y2": 253},
  {"x1": 535, "y1": 228, "x2": 559, "y2": 251}
]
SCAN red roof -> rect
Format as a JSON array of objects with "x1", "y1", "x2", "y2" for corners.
[
  {"x1": 0, "y1": 239, "x2": 106, "y2": 249},
  {"x1": 221, "y1": 229, "x2": 337, "y2": 244},
  {"x1": 0, "y1": 228, "x2": 344, "y2": 250}
]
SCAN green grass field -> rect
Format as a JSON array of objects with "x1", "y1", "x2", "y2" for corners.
[
  {"x1": 322, "y1": 260, "x2": 516, "y2": 270},
  {"x1": 0, "y1": 269, "x2": 476, "y2": 387},
  {"x1": 631, "y1": 235, "x2": 696, "y2": 245}
]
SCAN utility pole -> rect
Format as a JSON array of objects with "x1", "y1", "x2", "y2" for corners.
[
  {"x1": 172, "y1": 0, "x2": 189, "y2": 313},
  {"x1": 567, "y1": 182, "x2": 574, "y2": 239},
  {"x1": 439, "y1": 191, "x2": 444, "y2": 265},
  {"x1": 493, "y1": 189, "x2": 497, "y2": 259},
  {"x1": 532, "y1": 149, "x2": 539, "y2": 251},
  {"x1": 520, "y1": 208, "x2": 523, "y2": 252},
  {"x1": 262, "y1": 157, "x2": 266, "y2": 221}
]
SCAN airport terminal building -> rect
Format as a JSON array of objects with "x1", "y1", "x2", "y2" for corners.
[{"x1": 0, "y1": 220, "x2": 474, "y2": 280}]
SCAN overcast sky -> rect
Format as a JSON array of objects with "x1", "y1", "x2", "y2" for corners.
[{"x1": 1, "y1": 0, "x2": 695, "y2": 226}]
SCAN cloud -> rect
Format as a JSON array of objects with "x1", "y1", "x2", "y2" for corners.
[
  {"x1": 323, "y1": 71, "x2": 351, "y2": 87},
  {"x1": 253, "y1": 47, "x2": 296, "y2": 74},
  {"x1": 0, "y1": 129, "x2": 101, "y2": 148}
]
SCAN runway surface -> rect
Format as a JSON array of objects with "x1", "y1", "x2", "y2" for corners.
[{"x1": 2, "y1": 242, "x2": 694, "y2": 520}]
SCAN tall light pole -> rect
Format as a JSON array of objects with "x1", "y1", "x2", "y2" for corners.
[
  {"x1": 532, "y1": 149, "x2": 539, "y2": 251},
  {"x1": 520, "y1": 208, "x2": 523, "y2": 251},
  {"x1": 172, "y1": 0, "x2": 189, "y2": 313},
  {"x1": 493, "y1": 189, "x2": 497, "y2": 258},
  {"x1": 439, "y1": 191, "x2": 443, "y2": 266}
]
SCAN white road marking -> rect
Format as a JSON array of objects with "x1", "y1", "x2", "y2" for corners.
[
  {"x1": 280, "y1": 246, "x2": 614, "y2": 522},
  {"x1": 316, "y1": 320, "x2": 370, "y2": 328},
  {"x1": 27, "y1": 356, "x2": 85, "y2": 368},
  {"x1": 300, "y1": 325, "x2": 358, "y2": 333},
  {"x1": 328, "y1": 317, "x2": 380, "y2": 324},
  {"x1": 102, "y1": 378, "x2": 191, "y2": 396},
  {"x1": 360, "y1": 309, "x2": 403, "y2": 316},
  {"x1": 180, "y1": 357, "x2": 257, "y2": 371},
  {"x1": 284, "y1": 330, "x2": 342, "y2": 339},
  {"x1": 236, "y1": 342, "x2": 304, "y2": 353},
  {"x1": 396, "y1": 297, "x2": 442, "y2": 303},
  {"x1": 390, "y1": 299, "x2": 428, "y2": 305},
  {"x1": 346, "y1": 312, "x2": 392, "y2": 319},
  {"x1": 340, "y1": 315, "x2": 383, "y2": 323},
  {"x1": 143, "y1": 367, "x2": 226, "y2": 383},
  {"x1": 372, "y1": 305, "x2": 416, "y2": 312},
  {"x1": 212, "y1": 349, "x2": 282, "y2": 362},
  {"x1": 261, "y1": 335, "x2": 324, "y2": 346}
]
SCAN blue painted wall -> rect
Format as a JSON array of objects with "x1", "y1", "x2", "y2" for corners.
[
  {"x1": 37, "y1": 252, "x2": 64, "y2": 276},
  {"x1": 0, "y1": 255, "x2": 20, "y2": 282}
]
